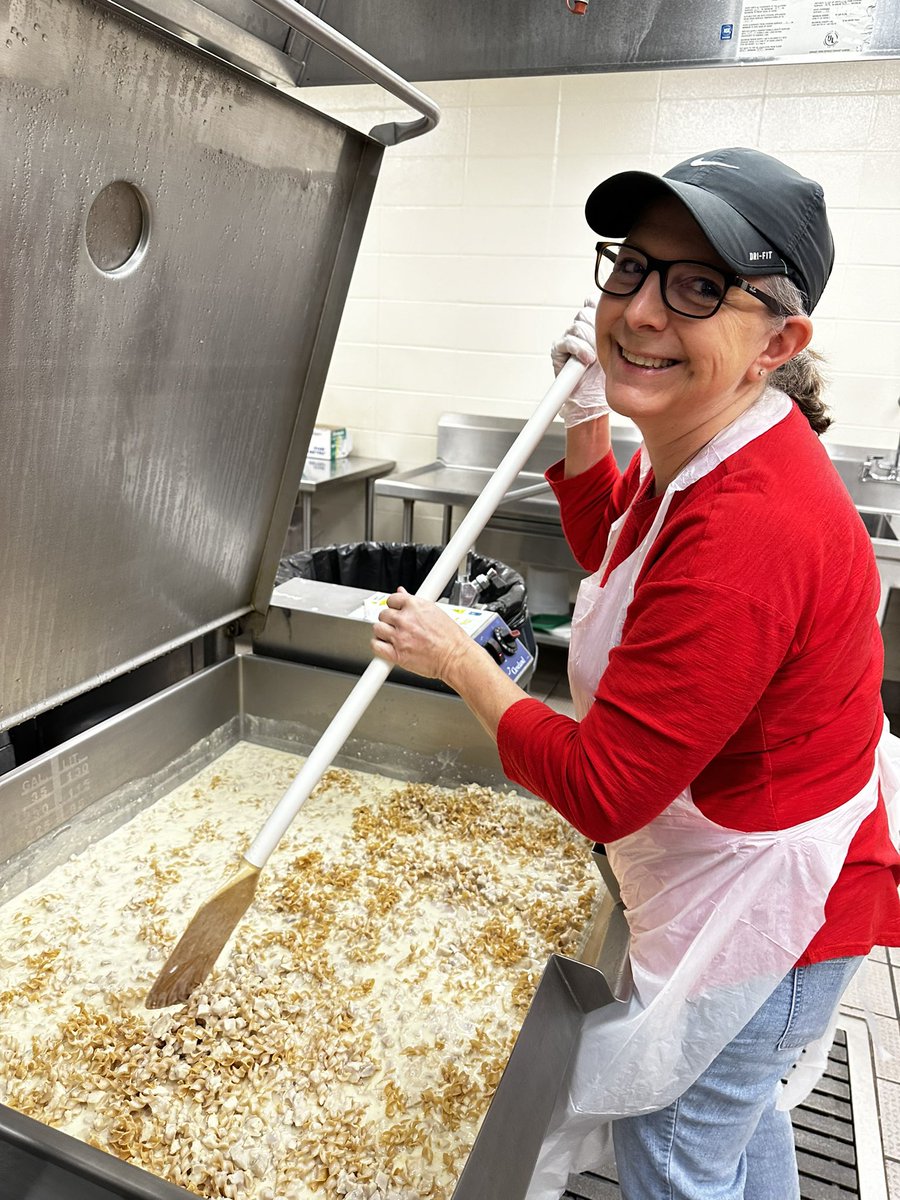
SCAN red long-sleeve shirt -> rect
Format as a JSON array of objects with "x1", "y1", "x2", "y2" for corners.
[{"x1": 497, "y1": 403, "x2": 900, "y2": 963}]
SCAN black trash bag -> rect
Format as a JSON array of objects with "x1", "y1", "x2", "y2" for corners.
[{"x1": 276, "y1": 541, "x2": 535, "y2": 654}]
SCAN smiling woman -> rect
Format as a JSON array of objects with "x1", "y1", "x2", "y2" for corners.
[
  {"x1": 586, "y1": 192, "x2": 813, "y2": 490},
  {"x1": 370, "y1": 147, "x2": 900, "y2": 1200}
]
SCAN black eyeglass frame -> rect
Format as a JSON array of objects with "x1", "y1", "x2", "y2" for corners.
[{"x1": 594, "y1": 241, "x2": 790, "y2": 320}]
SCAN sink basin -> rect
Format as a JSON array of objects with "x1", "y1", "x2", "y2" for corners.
[
  {"x1": 860, "y1": 511, "x2": 899, "y2": 541},
  {"x1": 828, "y1": 448, "x2": 900, "y2": 515},
  {"x1": 825, "y1": 446, "x2": 900, "y2": 621},
  {"x1": 823, "y1": 445, "x2": 900, "y2": 562}
]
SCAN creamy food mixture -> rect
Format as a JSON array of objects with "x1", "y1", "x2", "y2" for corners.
[{"x1": 0, "y1": 742, "x2": 599, "y2": 1200}]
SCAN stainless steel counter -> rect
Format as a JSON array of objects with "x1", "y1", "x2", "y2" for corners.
[
  {"x1": 374, "y1": 413, "x2": 900, "y2": 624},
  {"x1": 373, "y1": 412, "x2": 639, "y2": 544},
  {"x1": 287, "y1": 455, "x2": 396, "y2": 553}
]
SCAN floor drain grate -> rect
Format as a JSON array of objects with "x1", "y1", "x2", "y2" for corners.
[{"x1": 562, "y1": 1017, "x2": 886, "y2": 1200}]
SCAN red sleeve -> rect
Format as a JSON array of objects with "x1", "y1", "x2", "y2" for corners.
[
  {"x1": 545, "y1": 449, "x2": 633, "y2": 572},
  {"x1": 497, "y1": 576, "x2": 794, "y2": 844}
]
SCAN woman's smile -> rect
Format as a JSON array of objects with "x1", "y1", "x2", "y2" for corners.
[{"x1": 617, "y1": 342, "x2": 680, "y2": 371}]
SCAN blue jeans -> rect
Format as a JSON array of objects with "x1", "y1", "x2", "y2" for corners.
[{"x1": 611, "y1": 955, "x2": 864, "y2": 1200}]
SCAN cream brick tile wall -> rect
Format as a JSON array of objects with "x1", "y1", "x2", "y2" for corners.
[{"x1": 306, "y1": 60, "x2": 900, "y2": 544}]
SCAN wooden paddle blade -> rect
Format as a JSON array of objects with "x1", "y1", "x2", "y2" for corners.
[{"x1": 145, "y1": 859, "x2": 260, "y2": 1009}]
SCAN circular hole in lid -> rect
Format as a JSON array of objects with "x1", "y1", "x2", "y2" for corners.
[{"x1": 85, "y1": 181, "x2": 149, "y2": 275}]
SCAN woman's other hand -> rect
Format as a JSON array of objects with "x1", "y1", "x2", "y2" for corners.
[
  {"x1": 373, "y1": 590, "x2": 535, "y2": 741},
  {"x1": 371, "y1": 588, "x2": 473, "y2": 682},
  {"x1": 551, "y1": 297, "x2": 610, "y2": 427}
]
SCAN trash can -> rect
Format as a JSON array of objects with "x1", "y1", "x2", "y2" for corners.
[{"x1": 276, "y1": 541, "x2": 536, "y2": 656}]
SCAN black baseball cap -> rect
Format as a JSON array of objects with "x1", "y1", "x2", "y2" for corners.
[{"x1": 584, "y1": 147, "x2": 834, "y2": 312}]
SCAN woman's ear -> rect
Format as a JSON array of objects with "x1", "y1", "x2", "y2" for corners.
[{"x1": 757, "y1": 315, "x2": 814, "y2": 375}]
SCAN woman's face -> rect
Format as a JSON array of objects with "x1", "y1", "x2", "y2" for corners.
[{"x1": 595, "y1": 195, "x2": 782, "y2": 436}]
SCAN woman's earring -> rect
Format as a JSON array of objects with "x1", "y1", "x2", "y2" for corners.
[{"x1": 758, "y1": 368, "x2": 767, "y2": 377}]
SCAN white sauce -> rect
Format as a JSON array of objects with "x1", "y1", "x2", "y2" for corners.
[{"x1": 0, "y1": 742, "x2": 599, "y2": 1200}]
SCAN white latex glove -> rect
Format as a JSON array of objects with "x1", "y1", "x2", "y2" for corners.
[{"x1": 550, "y1": 297, "x2": 610, "y2": 427}]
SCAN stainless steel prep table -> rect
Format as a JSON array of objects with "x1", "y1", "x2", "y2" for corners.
[
  {"x1": 373, "y1": 414, "x2": 641, "y2": 586},
  {"x1": 287, "y1": 455, "x2": 396, "y2": 553},
  {"x1": 374, "y1": 412, "x2": 640, "y2": 535},
  {"x1": 375, "y1": 415, "x2": 900, "y2": 631}
]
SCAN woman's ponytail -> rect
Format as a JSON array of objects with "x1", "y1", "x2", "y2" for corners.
[{"x1": 760, "y1": 276, "x2": 832, "y2": 436}]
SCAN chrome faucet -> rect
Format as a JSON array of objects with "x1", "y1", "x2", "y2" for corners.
[{"x1": 860, "y1": 396, "x2": 900, "y2": 484}]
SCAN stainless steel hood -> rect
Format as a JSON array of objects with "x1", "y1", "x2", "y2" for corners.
[
  {"x1": 234, "y1": 0, "x2": 900, "y2": 83},
  {"x1": 0, "y1": 0, "x2": 435, "y2": 735}
]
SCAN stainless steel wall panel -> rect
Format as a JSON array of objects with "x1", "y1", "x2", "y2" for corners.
[
  {"x1": 0, "y1": 0, "x2": 381, "y2": 731},
  {"x1": 104, "y1": 0, "x2": 302, "y2": 86},
  {"x1": 295, "y1": 0, "x2": 900, "y2": 82},
  {"x1": 194, "y1": 0, "x2": 293, "y2": 57},
  {"x1": 240, "y1": 653, "x2": 521, "y2": 791},
  {"x1": 249, "y1": 136, "x2": 384, "y2": 613},
  {"x1": 0, "y1": 659, "x2": 241, "y2": 903}
]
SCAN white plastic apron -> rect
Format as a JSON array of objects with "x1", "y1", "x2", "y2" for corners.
[{"x1": 527, "y1": 389, "x2": 888, "y2": 1198}]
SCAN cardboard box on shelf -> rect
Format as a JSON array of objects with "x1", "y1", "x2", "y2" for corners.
[{"x1": 307, "y1": 424, "x2": 352, "y2": 461}]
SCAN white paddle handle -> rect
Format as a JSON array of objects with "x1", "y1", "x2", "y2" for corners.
[{"x1": 246, "y1": 356, "x2": 588, "y2": 868}]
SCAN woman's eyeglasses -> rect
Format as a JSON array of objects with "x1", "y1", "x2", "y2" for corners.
[{"x1": 594, "y1": 242, "x2": 790, "y2": 320}]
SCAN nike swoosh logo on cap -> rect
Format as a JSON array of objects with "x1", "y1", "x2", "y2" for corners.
[{"x1": 690, "y1": 157, "x2": 740, "y2": 169}]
